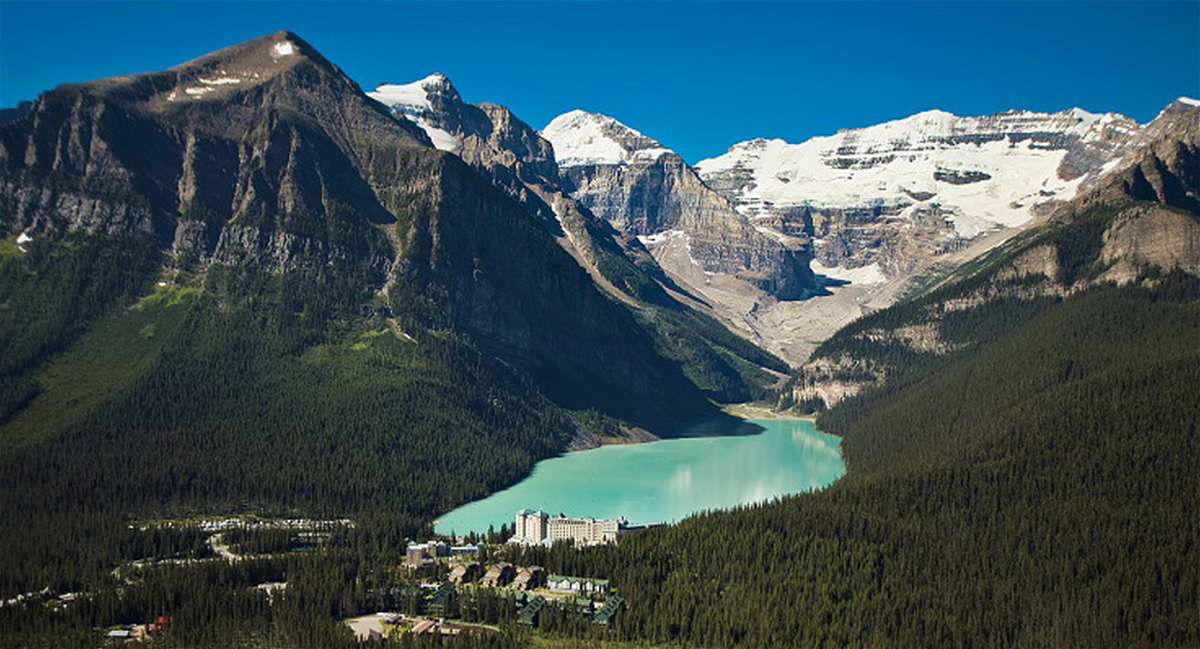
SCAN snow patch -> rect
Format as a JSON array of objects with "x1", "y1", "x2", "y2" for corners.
[
  {"x1": 369, "y1": 74, "x2": 446, "y2": 114},
  {"x1": 542, "y1": 111, "x2": 629, "y2": 166},
  {"x1": 542, "y1": 110, "x2": 675, "y2": 168},
  {"x1": 636, "y1": 229, "x2": 685, "y2": 247},
  {"x1": 271, "y1": 41, "x2": 296, "y2": 58},
  {"x1": 15, "y1": 231, "x2": 32, "y2": 252},
  {"x1": 420, "y1": 125, "x2": 459, "y2": 152},
  {"x1": 810, "y1": 260, "x2": 888, "y2": 286},
  {"x1": 199, "y1": 76, "x2": 243, "y2": 85},
  {"x1": 367, "y1": 75, "x2": 460, "y2": 152}
]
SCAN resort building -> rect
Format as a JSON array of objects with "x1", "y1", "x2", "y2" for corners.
[
  {"x1": 546, "y1": 575, "x2": 611, "y2": 596},
  {"x1": 405, "y1": 540, "x2": 450, "y2": 568},
  {"x1": 448, "y1": 562, "x2": 481, "y2": 584},
  {"x1": 511, "y1": 509, "x2": 626, "y2": 546},
  {"x1": 480, "y1": 563, "x2": 516, "y2": 587},
  {"x1": 512, "y1": 566, "x2": 546, "y2": 591}
]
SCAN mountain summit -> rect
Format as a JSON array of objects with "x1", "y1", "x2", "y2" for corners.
[
  {"x1": 369, "y1": 73, "x2": 794, "y2": 404},
  {"x1": 542, "y1": 110, "x2": 672, "y2": 167},
  {"x1": 1, "y1": 30, "x2": 730, "y2": 457},
  {"x1": 541, "y1": 109, "x2": 816, "y2": 313}
]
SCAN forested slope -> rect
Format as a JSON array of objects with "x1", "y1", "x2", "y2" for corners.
[
  {"x1": 0, "y1": 31, "x2": 735, "y2": 604},
  {"x1": 512, "y1": 114, "x2": 1200, "y2": 645},
  {"x1": 518, "y1": 267, "x2": 1200, "y2": 648}
]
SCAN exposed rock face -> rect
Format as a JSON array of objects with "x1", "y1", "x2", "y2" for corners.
[
  {"x1": 786, "y1": 101, "x2": 1200, "y2": 409},
  {"x1": 0, "y1": 31, "x2": 430, "y2": 275},
  {"x1": 0, "y1": 101, "x2": 34, "y2": 126},
  {"x1": 369, "y1": 77, "x2": 681, "y2": 303},
  {"x1": 695, "y1": 108, "x2": 1144, "y2": 276},
  {"x1": 541, "y1": 110, "x2": 815, "y2": 300},
  {"x1": 0, "y1": 32, "x2": 723, "y2": 434}
]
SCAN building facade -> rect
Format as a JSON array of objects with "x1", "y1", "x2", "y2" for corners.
[{"x1": 512, "y1": 509, "x2": 624, "y2": 546}]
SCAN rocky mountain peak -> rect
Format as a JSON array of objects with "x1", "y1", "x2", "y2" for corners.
[
  {"x1": 368, "y1": 73, "x2": 470, "y2": 151},
  {"x1": 371, "y1": 73, "x2": 461, "y2": 114},
  {"x1": 57, "y1": 31, "x2": 364, "y2": 112},
  {"x1": 541, "y1": 110, "x2": 672, "y2": 167},
  {"x1": 540, "y1": 110, "x2": 817, "y2": 309},
  {"x1": 1144, "y1": 97, "x2": 1200, "y2": 137}
]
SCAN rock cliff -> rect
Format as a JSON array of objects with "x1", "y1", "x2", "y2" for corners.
[
  {"x1": 542, "y1": 110, "x2": 815, "y2": 301},
  {"x1": 696, "y1": 107, "x2": 1144, "y2": 277},
  {"x1": 785, "y1": 100, "x2": 1200, "y2": 409}
]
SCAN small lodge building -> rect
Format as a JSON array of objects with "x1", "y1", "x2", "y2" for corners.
[
  {"x1": 428, "y1": 581, "x2": 456, "y2": 616},
  {"x1": 593, "y1": 593, "x2": 624, "y2": 625},
  {"x1": 448, "y1": 562, "x2": 481, "y2": 584},
  {"x1": 517, "y1": 595, "x2": 546, "y2": 626},
  {"x1": 480, "y1": 562, "x2": 516, "y2": 587},
  {"x1": 546, "y1": 575, "x2": 610, "y2": 596},
  {"x1": 511, "y1": 566, "x2": 545, "y2": 591}
]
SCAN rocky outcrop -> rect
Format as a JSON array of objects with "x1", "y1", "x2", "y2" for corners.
[
  {"x1": 1082, "y1": 98, "x2": 1200, "y2": 215},
  {"x1": 1098, "y1": 205, "x2": 1200, "y2": 283},
  {"x1": 542, "y1": 110, "x2": 815, "y2": 300},
  {"x1": 0, "y1": 101, "x2": 33, "y2": 126}
]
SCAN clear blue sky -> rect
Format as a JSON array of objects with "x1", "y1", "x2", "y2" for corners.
[{"x1": 2, "y1": 1, "x2": 1197, "y2": 162}]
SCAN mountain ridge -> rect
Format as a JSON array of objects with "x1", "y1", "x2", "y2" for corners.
[
  {"x1": 0, "y1": 30, "x2": 734, "y2": 451},
  {"x1": 784, "y1": 98, "x2": 1200, "y2": 409}
]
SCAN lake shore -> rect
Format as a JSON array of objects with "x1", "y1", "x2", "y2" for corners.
[
  {"x1": 434, "y1": 418, "x2": 845, "y2": 535},
  {"x1": 721, "y1": 402, "x2": 814, "y2": 422}
]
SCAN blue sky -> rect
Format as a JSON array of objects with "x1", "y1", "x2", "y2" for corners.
[{"x1": 2, "y1": 1, "x2": 1197, "y2": 162}]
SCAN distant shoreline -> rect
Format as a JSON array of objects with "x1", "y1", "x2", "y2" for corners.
[{"x1": 722, "y1": 402, "x2": 814, "y2": 422}]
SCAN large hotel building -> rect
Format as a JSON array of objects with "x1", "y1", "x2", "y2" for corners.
[{"x1": 512, "y1": 509, "x2": 625, "y2": 546}]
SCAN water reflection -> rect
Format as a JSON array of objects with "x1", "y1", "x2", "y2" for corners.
[{"x1": 434, "y1": 419, "x2": 845, "y2": 536}]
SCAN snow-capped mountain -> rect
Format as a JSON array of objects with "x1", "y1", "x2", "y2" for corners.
[
  {"x1": 369, "y1": 73, "x2": 461, "y2": 151},
  {"x1": 696, "y1": 107, "x2": 1143, "y2": 275},
  {"x1": 543, "y1": 110, "x2": 672, "y2": 167},
  {"x1": 370, "y1": 74, "x2": 675, "y2": 303},
  {"x1": 366, "y1": 74, "x2": 797, "y2": 399},
  {"x1": 542, "y1": 110, "x2": 814, "y2": 300}
]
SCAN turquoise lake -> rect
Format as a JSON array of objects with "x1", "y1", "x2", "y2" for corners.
[{"x1": 434, "y1": 418, "x2": 845, "y2": 536}]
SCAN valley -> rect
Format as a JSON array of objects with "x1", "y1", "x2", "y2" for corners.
[{"x1": 0, "y1": 14, "x2": 1197, "y2": 649}]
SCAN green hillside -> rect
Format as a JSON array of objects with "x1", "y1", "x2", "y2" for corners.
[{"x1": 510, "y1": 203, "x2": 1200, "y2": 648}]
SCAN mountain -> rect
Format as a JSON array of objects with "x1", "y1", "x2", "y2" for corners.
[
  {"x1": 536, "y1": 105, "x2": 1151, "y2": 365},
  {"x1": 696, "y1": 106, "x2": 1142, "y2": 275},
  {"x1": 368, "y1": 74, "x2": 792, "y2": 403},
  {"x1": 523, "y1": 101, "x2": 1200, "y2": 649},
  {"x1": 785, "y1": 99, "x2": 1200, "y2": 409},
  {"x1": 541, "y1": 110, "x2": 815, "y2": 303},
  {"x1": 0, "y1": 30, "x2": 738, "y2": 435},
  {"x1": 0, "y1": 32, "x2": 766, "y2": 602},
  {"x1": 688, "y1": 107, "x2": 1152, "y2": 363}
]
